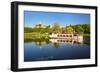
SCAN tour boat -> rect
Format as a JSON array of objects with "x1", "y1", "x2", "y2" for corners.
[{"x1": 49, "y1": 33, "x2": 83, "y2": 43}]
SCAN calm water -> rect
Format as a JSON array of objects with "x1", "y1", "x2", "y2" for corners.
[{"x1": 24, "y1": 38, "x2": 90, "y2": 62}]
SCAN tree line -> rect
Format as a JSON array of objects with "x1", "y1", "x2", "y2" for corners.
[{"x1": 24, "y1": 23, "x2": 90, "y2": 34}]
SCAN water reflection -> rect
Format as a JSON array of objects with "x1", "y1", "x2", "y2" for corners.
[
  {"x1": 24, "y1": 37, "x2": 90, "y2": 62},
  {"x1": 49, "y1": 38, "x2": 83, "y2": 44},
  {"x1": 24, "y1": 35, "x2": 90, "y2": 48},
  {"x1": 25, "y1": 38, "x2": 85, "y2": 48}
]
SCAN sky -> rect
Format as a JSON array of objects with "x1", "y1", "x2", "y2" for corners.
[{"x1": 24, "y1": 11, "x2": 90, "y2": 27}]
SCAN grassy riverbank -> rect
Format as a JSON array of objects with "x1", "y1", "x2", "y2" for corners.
[{"x1": 24, "y1": 32, "x2": 49, "y2": 42}]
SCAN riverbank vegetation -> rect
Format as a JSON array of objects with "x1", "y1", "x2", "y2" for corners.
[{"x1": 24, "y1": 23, "x2": 90, "y2": 41}]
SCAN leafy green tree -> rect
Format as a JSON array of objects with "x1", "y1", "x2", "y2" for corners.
[
  {"x1": 82, "y1": 24, "x2": 90, "y2": 33},
  {"x1": 52, "y1": 23, "x2": 61, "y2": 33},
  {"x1": 75, "y1": 25, "x2": 84, "y2": 33},
  {"x1": 45, "y1": 25, "x2": 51, "y2": 33},
  {"x1": 61, "y1": 27, "x2": 66, "y2": 33},
  {"x1": 66, "y1": 26, "x2": 74, "y2": 33}
]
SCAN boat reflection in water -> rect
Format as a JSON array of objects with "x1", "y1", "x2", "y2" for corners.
[
  {"x1": 33, "y1": 39, "x2": 83, "y2": 49},
  {"x1": 24, "y1": 34, "x2": 90, "y2": 62},
  {"x1": 49, "y1": 33, "x2": 83, "y2": 44},
  {"x1": 34, "y1": 33, "x2": 83, "y2": 48},
  {"x1": 49, "y1": 38, "x2": 83, "y2": 44}
]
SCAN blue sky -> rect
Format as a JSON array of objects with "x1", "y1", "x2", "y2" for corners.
[{"x1": 24, "y1": 11, "x2": 90, "y2": 27}]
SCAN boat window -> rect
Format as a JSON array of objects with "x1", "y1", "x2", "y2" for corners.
[
  {"x1": 63, "y1": 40, "x2": 65, "y2": 42},
  {"x1": 66, "y1": 35, "x2": 68, "y2": 37},
  {"x1": 60, "y1": 40, "x2": 62, "y2": 42},
  {"x1": 63, "y1": 35, "x2": 65, "y2": 37},
  {"x1": 70, "y1": 35, "x2": 72, "y2": 37},
  {"x1": 60, "y1": 35, "x2": 62, "y2": 37},
  {"x1": 74, "y1": 34, "x2": 77, "y2": 36},
  {"x1": 66, "y1": 40, "x2": 68, "y2": 42}
]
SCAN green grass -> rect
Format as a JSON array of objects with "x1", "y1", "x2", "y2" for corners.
[{"x1": 24, "y1": 32, "x2": 49, "y2": 42}]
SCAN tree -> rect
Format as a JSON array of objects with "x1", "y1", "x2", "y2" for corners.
[
  {"x1": 52, "y1": 23, "x2": 61, "y2": 33},
  {"x1": 75, "y1": 25, "x2": 84, "y2": 34},
  {"x1": 82, "y1": 24, "x2": 90, "y2": 33},
  {"x1": 66, "y1": 26, "x2": 74, "y2": 33},
  {"x1": 61, "y1": 27, "x2": 66, "y2": 33},
  {"x1": 45, "y1": 25, "x2": 51, "y2": 33}
]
